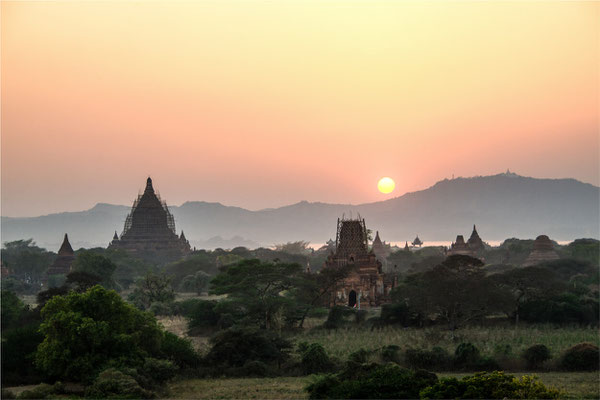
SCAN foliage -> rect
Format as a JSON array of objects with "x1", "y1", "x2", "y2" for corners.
[
  {"x1": 306, "y1": 363, "x2": 438, "y2": 399},
  {"x1": 65, "y1": 270, "x2": 102, "y2": 292},
  {"x1": 522, "y1": 344, "x2": 552, "y2": 369},
  {"x1": 182, "y1": 299, "x2": 222, "y2": 332},
  {"x1": 210, "y1": 259, "x2": 305, "y2": 330},
  {"x1": 16, "y1": 382, "x2": 65, "y2": 400},
  {"x1": 1, "y1": 239, "x2": 55, "y2": 287},
  {"x1": 520, "y1": 292, "x2": 599, "y2": 326},
  {"x1": 164, "y1": 252, "x2": 217, "y2": 288},
  {"x1": 178, "y1": 270, "x2": 211, "y2": 294},
  {"x1": 71, "y1": 250, "x2": 118, "y2": 289},
  {"x1": 380, "y1": 345, "x2": 401, "y2": 363},
  {"x1": 419, "y1": 371, "x2": 561, "y2": 399},
  {"x1": 35, "y1": 285, "x2": 164, "y2": 383},
  {"x1": 300, "y1": 343, "x2": 335, "y2": 374},
  {"x1": 204, "y1": 327, "x2": 292, "y2": 368},
  {"x1": 85, "y1": 368, "x2": 154, "y2": 399},
  {"x1": 378, "y1": 301, "x2": 422, "y2": 327},
  {"x1": 349, "y1": 348, "x2": 370, "y2": 363},
  {"x1": 323, "y1": 305, "x2": 355, "y2": 330},
  {"x1": 406, "y1": 347, "x2": 451, "y2": 370},
  {"x1": 560, "y1": 343, "x2": 599, "y2": 371},
  {"x1": 1, "y1": 323, "x2": 45, "y2": 385},
  {"x1": 128, "y1": 273, "x2": 175, "y2": 311},
  {"x1": 160, "y1": 331, "x2": 201, "y2": 369},
  {"x1": 398, "y1": 255, "x2": 505, "y2": 330},
  {"x1": 273, "y1": 241, "x2": 312, "y2": 255},
  {"x1": 1, "y1": 290, "x2": 28, "y2": 331}
]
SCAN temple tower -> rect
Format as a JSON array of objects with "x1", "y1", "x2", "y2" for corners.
[
  {"x1": 523, "y1": 235, "x2": 560, "y2": 266},
  {"x1": 45, "y1": 233, "x2": 76, "y2": 286},
  {"x1": 109, "y1": 177, "x2": 191, "y2": 261}
]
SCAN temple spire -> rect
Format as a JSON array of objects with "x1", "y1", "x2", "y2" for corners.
[
  {"x1": 144, "y1": 177, "x2": 154, "y2": 194},
  {"x1": 58, "y1": 233, "x2": 74, "y2": 256},
  {"x1": 113, "y1": 231, "x2": 119, "y2": 240},
  {"x1": 180, "y1": 231, "x2": 186, "y2": 241}
]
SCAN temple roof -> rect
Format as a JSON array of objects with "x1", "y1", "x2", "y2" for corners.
[
  {"x1": 57, "y1": 233, "x2": 74, "y2": 256},
  {"x1": 113, "y1": 231, "x2": 119, "y2": 240},
  {"x1": 532, "y1": 235, "x2": 555, "y2": 251},
  {"x1": 180, "y1": 231, "x2": 186, "y2": 241},
  {"x1": 373, "y1": 231, "x2": 382, "y2": 246},
  {"x1": 454, "y1": 235, "x2": 466, "y2": 246},
  {"x1": 336, "y1": 218, "x2": 369, "y2": 257}
]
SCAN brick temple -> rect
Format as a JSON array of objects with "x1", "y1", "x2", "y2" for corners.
[{"x1": 109, "y1": 177, "x2": 191, "y2": 261}]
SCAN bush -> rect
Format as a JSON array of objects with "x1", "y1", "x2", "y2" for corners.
[
  {"x1": 205, "y1": 327, "x2": 292, "y2": 368},
  {"x1": 1, "y1": 390, "x2": 16, "y2": 399},
  {"x1": 349, "y1": 348, "x2": 370, "y2": 363},
  {"x1": 419, "y1": 371, "x2": 561, "y2": 399},
  {"x1": 85, "y1": 368, "x2": 154, "y2": 399},
  {"x1": 380, "y1": 345, "x2": 401, "y2": 363},
  {"x1": 379, "y1": 302, "x2": 420, "y2": 326},
  {"x1": 140, "y1": 357, "x2": 177, "y2": 386},
  {"x1": 16, "y1": 382, "x2": 64, "y2": 400},
  {"x1": 323, "y1": 306, "x2": 354, "y2": 330},
  {"x1": 306, "y1": 363, "x2": 437, "y2": 399},
  {"x1": 301, "y1": 343, "x2": 335, "y2": 374},
  {"x1": 522, "y1": 344, "x2": 551, "y2": 370},
  {"x1": 242, "y1": 360, "x2": 270, "y2": 377},
  {"x1": 1, "y1": 324, "x2": 45, "y2": 385},
  {"x1": 185, "y1": 300, "x2": 221, "y2": 332},
  {"x1": 406, "y1": 347, "x2": 451, "y2": 370},
  {"x1": 160, "y1": 331, "x2": 201, "y2": 368},
  {"x1": 560, "y1": 343, "x2": 599, "y2": 371},
  {"x1": 148, "y1": 301, "x2": 175, "y2": 316},
  {"x1": 454, "y1": 342, "x2": 480, "y2": 366}
]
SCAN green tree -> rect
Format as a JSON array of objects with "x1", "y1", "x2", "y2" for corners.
[
  {"x1": 1, "y1": 239, "x2": 55, "y2": 287},
  {"x1": 71, "y1": 251, "x2": 117, "y2": 289},
  {"x1": 491, "y1": 266, "x2": 565, "y2": 326},
  {"x1": 35, "y1": 285, "x2": 163, "y2": 382},
  {"x1": 210, "y1": 259, "x2": 305, "y2": 330},
  {"x1": 1, "y1": 290, "x2": 28, "y2": 331},
  {"x1": 128, "y1": 273, "x2": 175, "y2": 311},
  {"x1": 399, "y1": 255, "x2": 503, "y2": 331}
]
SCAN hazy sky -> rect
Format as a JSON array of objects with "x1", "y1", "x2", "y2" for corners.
[{"x1": 2, "y1": 1, "x2": 598, "y2": 217}]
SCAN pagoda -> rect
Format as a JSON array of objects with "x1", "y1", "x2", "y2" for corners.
[
  {"x1": 323, "y1": 217, "x2": 395, "y2": 308},
  {"x1": 109, "y1": 177, "x2": 191, "y2": 261},
  {"x1": 45, "y1": 234, "x2": 76, "y2": 284},
  {"x1": 447, "y1": 235, "x2": 476, "y2": 257},
  {"x1": 371, "y1": 231, "x2": 391, "y2": 266},
  {"x1": 523, "y1": 235, "x2": 560, "y2": 266},
  {"x1": 467, "y1": 225, "x2": 484, "y2": 251},
  {"x1": 412, "y1": 235, "x2": 423, "y2": 247}
]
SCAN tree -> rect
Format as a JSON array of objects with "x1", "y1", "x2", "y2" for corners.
[
  {"x1": 273, "y1": 241, "x2": 312, "y2": 255},
  {"x1": 178, "y1": 271, "x2": 211, "y2": 294},
  {"x1": 65, "y1": 270, "x2": 102, "y2": 292},
  {"x1": 71, "y1": 251, "x2": 117, "y2": 289},
  {"x1": 398, "y1": 255, "x2": 503, "y2": 331},
  {"x1": 210, "y1": 259, "x2": 305, "y2": 330},
  {"x1": 35, "y1": 285, "x2": 164, "y2": 382},
  {"x1": 1, "y1": 291, "x2": 28, "y2": 331},
  {"x1": 491, "y1": 266, "x2": 565, "y2": 326},
  {"x1": 1, "y1": 239, "x2": 55, "y2": 287},
  {"x1": 128, "y1": 273, "x2": 175, "y2": 311}
]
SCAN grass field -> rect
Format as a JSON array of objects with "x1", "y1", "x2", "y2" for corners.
[
  {"x1": 296, "y1": 325, "x2": 600, "y2": 360},
  {"x1": 168, "y1": 372, "x2": 599, "y2": 399}
]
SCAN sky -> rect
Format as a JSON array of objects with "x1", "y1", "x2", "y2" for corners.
[{"x1": 1, "y1": 1, "x2": 598, "y2": 217}]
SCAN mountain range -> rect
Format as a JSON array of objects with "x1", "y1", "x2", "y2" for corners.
[{"x1": 2, "y1": 172, "x2": 598, "y2": 251}]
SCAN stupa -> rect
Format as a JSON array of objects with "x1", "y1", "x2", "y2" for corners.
[
  {"x1": 109, "y1": 177, "x2": 191, "y2": 261},
  {"x1": 523, "y1": 235, "x2": 560, "y2": 266}
]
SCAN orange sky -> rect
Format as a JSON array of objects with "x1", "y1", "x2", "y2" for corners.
[{"x1": 1, "y1": 1, "x2": 598, "y2": 217}]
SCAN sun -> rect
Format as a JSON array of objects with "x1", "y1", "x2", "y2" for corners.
[{"x1": 378, "y1": 177, "x2": 395, "y2": 194}]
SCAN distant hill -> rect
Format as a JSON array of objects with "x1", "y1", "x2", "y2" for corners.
[{"x1": 2, "y1": 172, "x2": 598, "y2": 251}]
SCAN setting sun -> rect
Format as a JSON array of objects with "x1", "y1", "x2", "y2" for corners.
[{"x1": 378, "y1": 177, "x2": 395, "y2": 194}]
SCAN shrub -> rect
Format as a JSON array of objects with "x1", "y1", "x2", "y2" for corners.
[
  {"x1": 380, "y1": 345, "x2": 401, "y2": 363},
  {"x1": 85, "y1": 368, "x2": 154, "y2": 399},
  {"x1": 160, "y1": 331, "x2": 201, "y2": 368},
  {"x1": 522, "y1": 344, "x2": 552, "y2": 370},
  {"x1": 349, "y1": 348, "x2": 370, "y2": 364},
  {"x1": 454, "y1": 342, "x2": 480, "y2": 366},
  {"x1": 405, "y1": 347, "x2": 451, "y2": 370},
  {"x1": 1, "y1": 390, "x2": 16, "y2": 399},
  {"x1": 242, "y1": 360, "x2": 269, "y2": 377},
  {"x1": 301, "y1": 343, "x2": 335, "y2": 374},
  {"x1": 323, "y1": 306, "x2": 354, "y2": 330},
  {"x1": 185, "y1": 300, "x2": 221, "y2": 332},
  {"x1": 419, "y1": 371, "x2": 561, "y2": 399},
  {"x1": 560, "y1": 343, "x2": 599, "y2": 371},
  {"x1": 205, "y1": 327, "x2": 292, "y2": 368},
  {"x1": 16, "y1": 382, "x2": 64, "y2": 400},
  {"x1": 1, "y1": 323, "x2": 45, "y2": 385},
  {"x1": 139, "y1": 357, "x2": 177, "y2": 386},
  {"x1": 306, "y1": 363, "x2": 437, "y2": 399},
  {"x1": 148, "y1": 301, "x2": 175, "y2": 316}
]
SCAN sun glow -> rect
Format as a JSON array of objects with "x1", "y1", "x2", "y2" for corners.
[{"x1": 378, "y1": 177, "x2": 395, "y2": 194}]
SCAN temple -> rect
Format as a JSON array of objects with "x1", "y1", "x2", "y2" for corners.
[
  {"x1": 523, "y1": 235, "x2": 560, "y2": 266},
  {"x1": 447, "y1": 225, "x2": 485, "y2": 258},
  {"x1": 371, "y1": 231, "x2": 391, "y2": 267},
  {"x1": 412, "y1": 235, "x2": 423, "y2": 247},
  {"x1": 323, "y1": 217, "x2": 395, "y2": 308},
  {"x1": 45, "y1": 233, "x2": 76, "y2": 283},
  {"x1": 109, "y1": 177, "x2": 191, "y2": 261}
]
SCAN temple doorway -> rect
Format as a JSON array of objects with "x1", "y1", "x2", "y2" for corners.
[{"x1": 348, "y1": 290, "x2": 357, "y2": 307}]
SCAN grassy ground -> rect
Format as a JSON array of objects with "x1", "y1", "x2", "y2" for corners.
[
  {"x1": 296, "y1": 325, "x2": 600, "y2": 360},
  {"x1": 167, "y1": 372, "x2": 599, "y2": 399}
]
